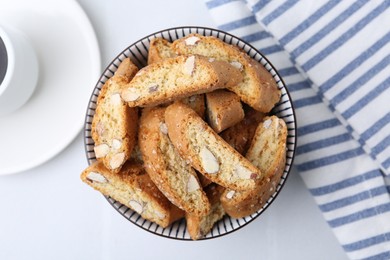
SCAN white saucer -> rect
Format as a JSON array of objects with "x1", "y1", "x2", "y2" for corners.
[{"x1": 0, "y1": 0, "x2": 101, "y2": 175}]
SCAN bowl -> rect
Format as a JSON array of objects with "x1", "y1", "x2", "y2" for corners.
[{"x1": 84, "y1": 26, "x2": 297, "y2": 240}]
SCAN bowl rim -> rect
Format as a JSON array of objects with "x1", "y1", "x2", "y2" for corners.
[{"x1": 83, "y1": 25, "x2": 297, "y2": 241}]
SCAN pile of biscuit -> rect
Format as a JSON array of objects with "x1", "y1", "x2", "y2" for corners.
[{"x1": 80, "y1": 34, "x2": 288, "y2": 240}]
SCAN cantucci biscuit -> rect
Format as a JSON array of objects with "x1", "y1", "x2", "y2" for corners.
[
  {"x1": 172, "y1": 33, "x2": 281, "y2": 112},
  {"x1": 91, "y1": 58, "x2": 139, "y2": 172},
  {"x1": 186, "y1": 184, "x2": 225, "y2": 240},
  {"x1": 139, "y1": 107, "x2": 210, "y2": 217},
  {"x1": 221, "y1": 116, "x2": 287, "y2": 218},
  {"x1": 148, "y1": 37, "x2": 175, "y2": 64},
  {"x1": 121, "y1": 55, "x2": 243, "y2": 107},
  {"x1": 164, "y1": 102, "x2": 262, "y2": 191},
  {"x1": 80, "y1": 161, "x2": 184, "y2": 228},
  {"x1": 206, "y1": 90, "x2": 244, "y2": 133},
  {"x1": 147, "y1": 39, "x2": 206, "y2": 118}
]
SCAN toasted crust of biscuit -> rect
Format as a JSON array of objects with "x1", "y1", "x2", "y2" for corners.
[
  {"x1": 164, "y1": 102, "x2": 262, "y2": 191},
  {"x1": 139, "y1": 107, "x2": 210, "y2": 217},
  {"x1": 91, "y1": 58, "x2": 139, "y2": 172},
  {"x1": 221, "y1": 116, "x2": 287, "y2": 218},
  {"x1": 121, "y1": 55, "x2": 243, "y2": 107},
  {"x1": 80, "y1": 161, "x2": 184, "y2": 227},
  {"x1": 206, "y1": 90, "x2": 244, "y2": 133},
  {"x1": 172, "y1": 34, "x2": 281, "y2": 112}
]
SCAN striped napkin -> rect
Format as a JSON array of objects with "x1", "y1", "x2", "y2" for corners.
[{"x1": 204, "y1": 0, "x2": 390, "y2": 259}]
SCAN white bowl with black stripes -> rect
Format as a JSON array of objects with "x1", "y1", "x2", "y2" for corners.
[{"x1": 84, "y1": 26, "x2": 297, "y2": 240}]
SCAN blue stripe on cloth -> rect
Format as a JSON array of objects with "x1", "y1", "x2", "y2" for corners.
[
  {"x1": 262, "y1": 0, "x2": 299, "y2": 25},
  {"x1": 372, "y1": 135, "x2": 390, "y2": 156},
  {"x1": 328, "y1": 202, "x2": 390, "y2": 228},
  {"x1": 342, "y1": 77, "x2": 390, "y2": 119},
  {"x1": 277, "y1": 66, "x2": 299, "y2": 77},
  {"x1": 362, "y1": 251, "x2": 390, "y2": 260},
  {"x1": 287, "y1": 80, "x2": 311, "y2": 92},
  {"x1": 383, "y1": 157, "x2": 390, "y2": 169},
  {"x1": 206, "y1": 0, "x2": 238, "y2": 9},
  {"x1": 290, "y1": 0, "x2": 370, "y2": 58},
  {"x1": 297, "y1": 147, "x2": 365, "y2": 172},
  {"x1": 219, "y1": 16, "x2": 258, "y2": 31},
  {"x1": 319, "y1": 186, "x2": 388, "y2": 212},
  {"x1": 309, "y1": 169, "x2": 382, "y2": 196},
  {"x1": 342, "y1": 232, "x2": 390, "y2": 252},
  {"x1": 293, "y1": 95, "x2": 322, "y2": 109},
  {"x1": 296, "y1": 133, "x2": 351, "y2": 155},
  {"x1": 360, "y1": 112, "x2": 390, "y2": 142},
  {"x1": 301, "y1": 1, "x2": 389, "y2": 71},
  {"x1": 346, "y1": 124, "x2": 355, "y2": 134},
  {"x1": 251, "y1": 0, "x2": 273, "y2": 13},
  {"x1": 331, "y1": 54, "x2": 390, "y2": 106},
  {"x1": 320, "y1": 31, "x2": 390, "y2": 92},
  {"x1": 240, "y1": 31, "x2": 271, "y2": 43},
  {"x1": 297, "y1": 118, "x2": 341, "y2": 136},
  {"x1": 279, "y1": 0, "x2": 341, "y2": 45},
  {"x1": 260, "y1": 44, "x2": 284, "y2": 55}
]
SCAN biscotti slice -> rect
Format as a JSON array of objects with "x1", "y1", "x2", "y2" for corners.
[
  {"x1": 114, "y1": 58, "x2": 139, "y2": 79},
  {"x1": 206, "y1": 90, "x2": 244, "y2": 133},
  {"x1": 172, "y1": 33, "x2": 281, "y2": 112},
  {"x1": 139, "y1": 107, "x2": 210, "y2": 217},
  {"x1": 165, "y1": 102, "x2": 262, "y2": 191},
  {"x1": 91, "y1": 58, "x2": 139, "y2": 172},
  {"x1": 147, "y1": 39, "x2": 206, "y2": 118},
  {"x1": 81, "y1": 161, "x2": 184, "y2": 228},
  {"x1": 221, "y1": 116, "x2": 287, "y2": 218},
  {"x1": 220, "y1": 107, "x2": 266, "y2": 154},
  {"x1": 186, "y1": 184, "x2": 225, "y2": 240},
  {"x1": 121, "y1": 55, "x2": 243, "y2": 107},
  {"x1": 148, "y1": 37, "x2": 175, "y2": 64}
]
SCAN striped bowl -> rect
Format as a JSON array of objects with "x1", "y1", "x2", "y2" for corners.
[{"x1": 84, "y1": 26, "x2": 297, "y2": 240}]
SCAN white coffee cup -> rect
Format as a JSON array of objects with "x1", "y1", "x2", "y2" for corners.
[{"x1": 0, "y1": 24, "x2": 39, "y2": 117}]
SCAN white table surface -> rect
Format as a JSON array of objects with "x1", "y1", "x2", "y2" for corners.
[{"x1": 0, "y1": 0, "x2": 348, "y2": 259}]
